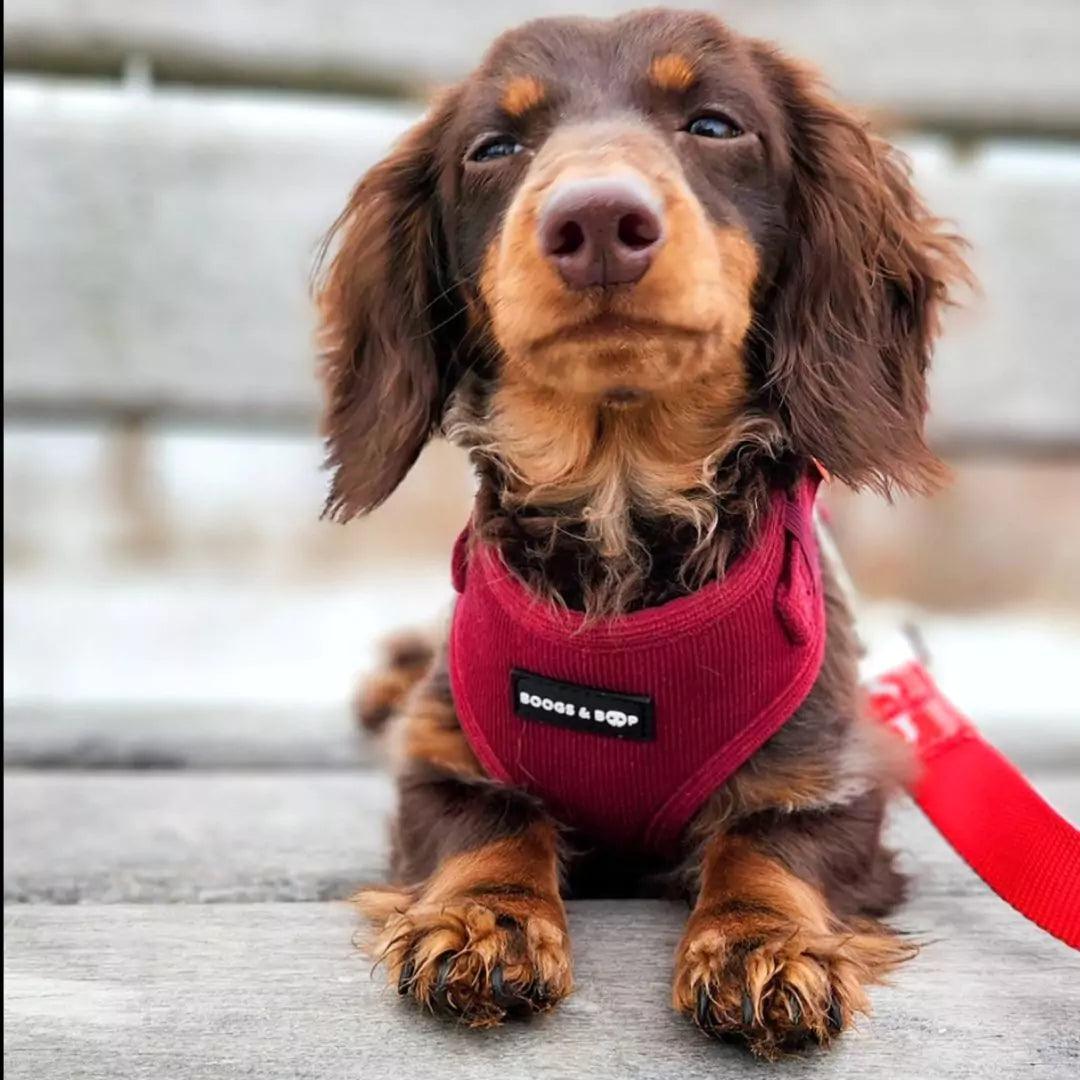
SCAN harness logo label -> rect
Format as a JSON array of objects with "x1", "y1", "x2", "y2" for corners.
[{"x1": 511, "y1": 669, "x2": 655, "y2": 742}]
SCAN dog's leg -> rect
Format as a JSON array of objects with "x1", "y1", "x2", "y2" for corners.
[
  {"x1": 354, "y1": 630, "x2": 436, "y2": 733},
  {"x1": 355, "y1": 655, "x2": 572, "y2": 1026},
  {"x1": 672, "y1": 798, "x2": 915, "y2": 1059}
]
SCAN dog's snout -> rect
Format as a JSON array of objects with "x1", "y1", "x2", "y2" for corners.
[{"x1": 538, "y1": 176, "x2": 664, "y2": 290}]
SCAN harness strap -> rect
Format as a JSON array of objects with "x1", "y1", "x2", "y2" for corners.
[
  {"x1": 867, "y1": 661, "x2": 1080, "y2": 951},
  {"x1": 450, "y1": 526, "x2": 471, "y2": 594}
]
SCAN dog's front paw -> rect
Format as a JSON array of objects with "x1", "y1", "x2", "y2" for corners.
[
  {"x1": 673, "y1": 908, "x2": 914, "y2": 1059},
  {"x1": 356, "y1": 887, "x2": 573, "y2": 1027}
]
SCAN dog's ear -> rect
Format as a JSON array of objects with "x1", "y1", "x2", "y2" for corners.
[
  {"x1": 752, "y1": 49, "x2": 970, "y2": 495},
  {"x1": 315, "y1": 88, "x2": 463, "y2": 521}
]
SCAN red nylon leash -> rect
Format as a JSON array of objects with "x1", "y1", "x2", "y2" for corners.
[
  {"x1": 813, "y1": 488, "x2": 1080, "y2": 952},
  {"x1": 865, "y1": 661, "x2": 1080, "y2": 950}
]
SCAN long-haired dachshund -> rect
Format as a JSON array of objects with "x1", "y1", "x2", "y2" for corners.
[{"x1": 315, "y1": 8, "x2": 968, "y2": 1059}]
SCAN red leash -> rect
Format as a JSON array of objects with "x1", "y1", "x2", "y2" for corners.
[
  {"x1": 865, "y1": 659, "x2": 1080, "y2": 951},
  {"x1": 814, "y1": 492, "x2": 1080, "y2": 952}
]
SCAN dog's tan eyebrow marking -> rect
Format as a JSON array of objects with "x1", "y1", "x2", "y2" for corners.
[
  {"x1": 501, "y1": 75, "x2": 547, "y2": 118},
  {"x1": 649, "y1": 53, "x2": 697, "y2": 93}
]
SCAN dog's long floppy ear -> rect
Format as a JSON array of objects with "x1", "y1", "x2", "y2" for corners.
[
  {"x1": 752, "y1": 49, "x2": 970, "y2": 495},
  {"x1": 315, "y1": 88, "x2": 463, "y2": 521}
]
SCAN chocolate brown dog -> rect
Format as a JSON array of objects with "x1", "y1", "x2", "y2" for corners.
[{"x1": 316, "y1": 8, "x2": 967, "y2": 1058}]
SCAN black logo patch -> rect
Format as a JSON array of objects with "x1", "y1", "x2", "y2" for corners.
[{"x1": 511, "y1": 669, "x2": 655, "y2": 742}]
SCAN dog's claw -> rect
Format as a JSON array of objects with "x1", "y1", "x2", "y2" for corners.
[
  {"x1": 434, "y1": 953, "x2": 455, "y2": 994},
  {"x1": 741, "y1": 991, "x2": 755, "y2": 1028},
  {"x1": 491, "y1": 966, "x2": 540, "y2": 1014},
  {"x1": 827, "y1": 994, "x2": 844, "y2": 1034},
  {"x1": 695, "y1": 987, "x2": 712, "y2": 1030},
  {"x1": 397, "y1": 958, "x2": 415, "y2": 996},
  {"x1": 490, "y1": 966, "x2": 513, "y2": 1006},
  {"x1": 425, "y1": 953, "x2": 459, "y2": 1015}
]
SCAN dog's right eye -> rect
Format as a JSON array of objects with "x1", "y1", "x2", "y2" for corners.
[{"x1": 468, "y1": 135, "x2": 524, "y2": 163}]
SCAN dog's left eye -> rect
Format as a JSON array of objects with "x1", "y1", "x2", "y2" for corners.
[
  {"x1": 685, "y1": 114, "x2": 744, "y2": 140},
  {"x1": 469, "y1": 135, "x2": 525, "y2": 163}
]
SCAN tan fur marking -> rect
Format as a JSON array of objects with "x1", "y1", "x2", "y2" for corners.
[
  {"x1": 673, "y1": 834, "x2": 915, "y2": 1059},
  {"x1": 501, "y1": 75, "x2": 547, "y2": 117},
  {"x1": 649, "y1": 53, "x2": 697, "y2": 93},
  {"x1": 423, "y1": 824, "x2": 562, "y2": 904}
]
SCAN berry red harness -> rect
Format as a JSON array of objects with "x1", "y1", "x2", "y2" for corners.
[{"x1": 449, "y1": 476, "x2": 825, "y2": 853}]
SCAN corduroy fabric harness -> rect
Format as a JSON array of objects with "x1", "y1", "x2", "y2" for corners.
[{"x1": 448, "y1": 475, "x2": 826, "y2": 854}]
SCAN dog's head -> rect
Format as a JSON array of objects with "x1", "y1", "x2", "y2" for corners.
[{"x1": 317, "y1": 9, "x2": 967, "y2": 521}]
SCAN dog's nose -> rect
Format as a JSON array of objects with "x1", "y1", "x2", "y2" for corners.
[{"x1": 538, "y1": 176, "x2": 664, "y2": 290}]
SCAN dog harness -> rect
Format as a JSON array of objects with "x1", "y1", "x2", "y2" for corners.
[{"x1": 448, "y1": 474, "x2": 826, "y2": 854}]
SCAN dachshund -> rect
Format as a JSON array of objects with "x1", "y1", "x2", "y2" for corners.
[{"x1": 315, "y1": 8, "x2": 967, "y2": 1059}]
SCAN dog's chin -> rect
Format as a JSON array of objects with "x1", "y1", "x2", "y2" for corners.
[
  {"x1": 514, "y1": 320, "x2": 733, "y2": 403},
  {"x1": 526, "y1": 309, "x2": 715, "y2": 352}
]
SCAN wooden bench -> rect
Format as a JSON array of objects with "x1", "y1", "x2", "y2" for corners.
[
  {"x1": 6, "y1": 0, "x2": 1080, "y2": 129},
  {"x1": 4, "y1": 3, "x2": 1080, "y2": 1075}
]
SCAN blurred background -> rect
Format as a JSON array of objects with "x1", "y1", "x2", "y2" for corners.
[{"x1": 4, "y1": 0, "x2": 1079, "y2": 777}]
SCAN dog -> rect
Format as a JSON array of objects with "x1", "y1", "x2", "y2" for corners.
[{"x1": 315, "y1": 8, "x2": 968, "y2": 1059}]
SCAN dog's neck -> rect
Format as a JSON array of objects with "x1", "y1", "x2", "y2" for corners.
[
  {"x1": 489, "y1": 378, "x2": 747, "y2": 539},
  {"x1": 447, "y1": 373, "x2": 795, "y2": 615}
]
